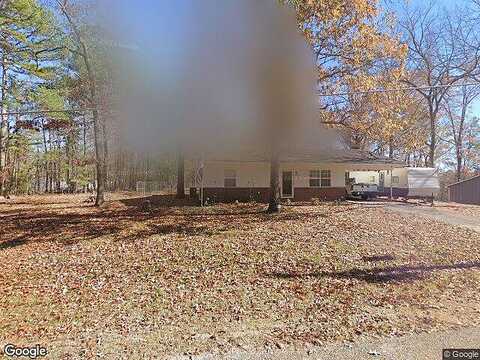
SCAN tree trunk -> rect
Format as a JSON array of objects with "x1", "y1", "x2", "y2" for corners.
[
  {"x1": 93, "y1": 109, "x2": 105, "y2": 206},
  {"x1": 45, "y1": 162, "x2": 49, "y2": 192},
  {"x1": 267, "y1": 151, "x2": 280, "y2": 213},
  {"x1": 428, "y1": 141, "x2": 435, "y2": 167},
  {"x1": 56, "y1": 160, "x2": 61, "y2": 192},
  {"x1": 428, "y1": 133, "x2": 436, "y2": 167},
  {"x1": 428, "y1": 106, "x2": 436, "y2": 167},
  {"x1": 59, "y1": 3, "x2": 105, "y2": 206},
  {"x1": 456, "y1": 147, "x2": 463, "y2": 182},
  {"x1": 428, "y1": 119, "x2": 437, "y2": 167},
  {"x1": 388, "y1": 138, "x2": 394, "y2": 159},
  {"x1": 35, "y1": 150, "x2": 41, "y2": 193},
  {"x1": 66, "y1": 130, "x2": 72, "y2": 192},
  {"x1": 176, "y1": 150, "x2": 185, "y2": 199},
  {"x1": 455, "y1": 102, "x2": 467, "y2": 182},
  {"x1": 82, "y1": 116, "x2": 87, "y2": 157},
  {"x1": 41, "y1": 121, "x2": 48, "y2": 193},
  {"x1": 3, "y1": 112, "x2": 11, "y2": 196},
  {"x1": 0, "y1": 54, "x2": 7, "y2": 197},
  {"x1": 52, "y1": 161, "x2": 57, "y2": 192},
  {"x1": 49, "y1": 162, "x2": 53, "y2": 193},
  {"x1": 101, "y1": 115, "x2": 108, "y2": 191}
]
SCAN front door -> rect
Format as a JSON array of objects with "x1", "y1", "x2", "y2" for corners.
[
  {"x1": 281, "y1": 171, "x2": 294, "y2": 198},
  {"x1": 379, "y1": 172, "x2": 385, "y2": 191}
]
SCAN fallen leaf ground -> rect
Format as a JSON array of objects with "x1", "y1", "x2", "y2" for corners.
[
  {"x1": 435, "y1": 201, "x2": 480, "y2": 218},
  {"x1": 0, "y1": 194, "x2": 479, "y2": 359}
]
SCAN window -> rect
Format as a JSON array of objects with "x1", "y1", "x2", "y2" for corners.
[
  {"x1": 392, "y1": 176, "x2": 399, "y2": 184},
  {"x1": 309, "y1": 170, "x2": 321, "y2": 187},
  {"x1": 310, "y1": 170, "x2": 331, "y2": 187},
  {"x1": 321, "y1": 170, "x2": 331, "y2": 187},
  {"x1": 224, "y1": 169, "x2": 236, "y2": 187}
]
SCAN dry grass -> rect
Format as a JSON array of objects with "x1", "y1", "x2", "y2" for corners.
[{"x1": 0, "y1": 194, "x2": 479, "y2": 359}]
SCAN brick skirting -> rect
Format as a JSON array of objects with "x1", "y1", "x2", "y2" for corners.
[
  {"x1": 293, "y1": 187, "x2": 347, "y2": 201},
  {"x1": 200, "y1": 187, "x2": 347, "y2": 203},
  {"x1": 202, "y1": 188, "x2": 271, "y2": 203}
]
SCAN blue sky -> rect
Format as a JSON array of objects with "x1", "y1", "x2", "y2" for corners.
[
  {"x1": 386, "y1": 0, "x2": 480, "y2": 117},
  {"x1": 109, "y1": 0, "x2": 480, "y2": 118},
  {"x1": 50, "y1": 0, "x2": 480, "y2": 119}
]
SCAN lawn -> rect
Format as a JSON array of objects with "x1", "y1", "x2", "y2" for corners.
[{"x1": 1, "y1": 194, "x2": 479, "y2": 359}]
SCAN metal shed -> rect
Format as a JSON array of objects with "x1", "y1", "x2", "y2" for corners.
[{"x1": 448, "y1": 175, "x2": 480, "y2": 205}]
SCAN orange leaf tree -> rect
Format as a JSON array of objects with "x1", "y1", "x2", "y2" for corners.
[{"x1": 283, "y1": 0, "x2": 416, "y2": 156}]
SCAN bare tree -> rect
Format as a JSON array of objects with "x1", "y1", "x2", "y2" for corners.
[
  {"x1": 56, "y1": 0, "x2": 106, "y2": 206},
  {"x1": 399, "y1": 3, "x2": 480, "y2": 167},
  {"x1": 0, "y1": 54, "x2": 6, "y2": 196},
  {"x1": 444, "y1": 82, "x2": 480, "y2": 181}
]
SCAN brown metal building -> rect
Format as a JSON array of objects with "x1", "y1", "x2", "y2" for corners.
[{"x1": 448, "y1": 175, "x2": 480, "y2": 205}]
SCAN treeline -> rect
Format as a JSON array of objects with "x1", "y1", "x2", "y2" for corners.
[
  {"x1": 1, "y1": 0, "x2": 480, "y2": 206},
  {"x1": 0, "y1": 0, "x2": 180, "y2": 201}
]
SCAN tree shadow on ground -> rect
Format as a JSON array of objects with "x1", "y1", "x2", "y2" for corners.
[
  {"x1": 0, "y1": 195, "x2": 368, "y2": 251},
  {"x1": 119, "y1": 195, "x2": 267, "y2": 217},
  {"x1": 0, "y1": 235, "x2": 28, "y2": 250},
  {"x1": 0, "y1": 200, "x2": 247, "y2": 250},
  {"x1": 266, "y1": 261, "x2": 480, "y2": 283},
  {"x1": 119, "y1": 194, "x2": 197, "y2": 208},
  {"x1": 116, "y1": 221, "x2": 233, "y2": 243},
  {"x1": 263, "y1": 205, "x2": 361, "y2": 223},
  {"x1": 0, "y1": 205, "x2": 153, "y2": 249},
  {"x1": 0, "y1": 205, "x2": 93, "y2": 219},
  {"x1": 118, "y1": 195, "x2": 361, "y2": 220}
]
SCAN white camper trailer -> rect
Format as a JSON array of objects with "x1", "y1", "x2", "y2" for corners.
[
  {"x1": 401, "y1": 167, "x2": 440, "y2": 198},
  {"x1": 349, "y1": 167, "x2": 440, "y2": 199}
]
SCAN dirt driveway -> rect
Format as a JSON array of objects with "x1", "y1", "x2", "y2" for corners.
[{"x1": 383, "y1": 202, "x2": 480, "y2": 232}]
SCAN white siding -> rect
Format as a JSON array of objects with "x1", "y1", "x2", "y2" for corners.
[
  {"x1": 381, "y1": 168, "x2": 408, "y2": 188},
  {"x1": 351, "y1": 169, "x2": 408, "y2": 187},
  {"x1": 349, "y1": 171, "x2": 379, "y2": 184},
  {"x1": 202, "y1": 161, "x2": 347, "y2": 188},
  {"x1": 203, "y1": 161, "x2": 270, "y2": 187},
  {"x1": 282, "y1": 162, "x2": 346, "y2": 188}
]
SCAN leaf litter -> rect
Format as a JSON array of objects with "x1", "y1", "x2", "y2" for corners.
[{"x1": 0, "y1": 194, "x2": 479, "y2": 358}]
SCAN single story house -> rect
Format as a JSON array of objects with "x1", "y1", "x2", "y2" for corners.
[{"x1": 190, "y1": 150, "x2": 404, "y2": 203}]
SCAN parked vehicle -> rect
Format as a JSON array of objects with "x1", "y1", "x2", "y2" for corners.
[
  {"x1": 347, "y1": 183, "x2": 378, "y2": 200},
  {"x1": 349, "y1": 167, "x2": 440, "y2": 200}
]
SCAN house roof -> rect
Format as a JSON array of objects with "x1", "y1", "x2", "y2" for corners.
[
  {"x1": 187, "y1": 126, "x2": 405, "y2": 168},
  {"x1": 279, "y1": 149, "x2": 405, "y2": 166},
  {"x1": 200, "y1": 148, "x2": 405, "y2": 168}
]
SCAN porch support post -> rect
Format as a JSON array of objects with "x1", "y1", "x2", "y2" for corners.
[{"x1": 390, "y1": 168, "x2": 393, "y2": 200}]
